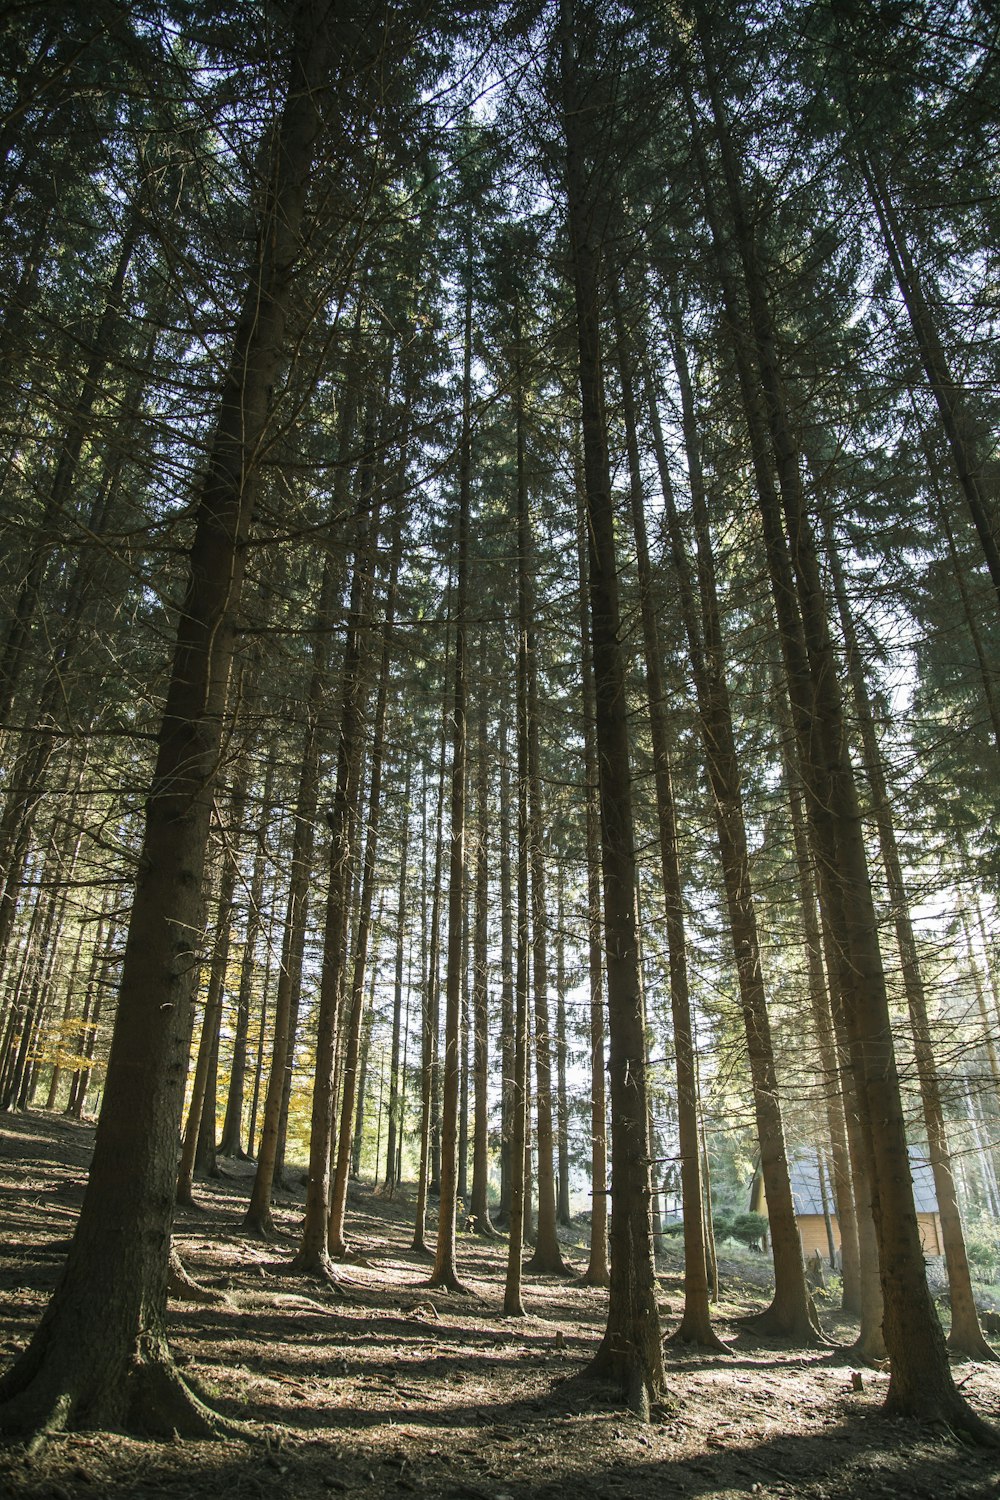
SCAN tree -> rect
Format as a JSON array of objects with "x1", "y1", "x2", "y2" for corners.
[
  {"x1": 429, "y1": 185, "x2": 475, "y2": 1295},
  {"x1": 0, "y1": 2, "x2": 353, "y2": 1437},
  {"x1": 685, "y1": 0, "x2": 995, "y2": 1435},
  {"x1": 559, "y1": 0, "x2": 665, "y2": 1415},
  {"x1": 293, "y1": 391, "x2": 385, "y2": 1285},
  {"x1": 613, "y1": 289, "x2": 726, "y2": 1352}
]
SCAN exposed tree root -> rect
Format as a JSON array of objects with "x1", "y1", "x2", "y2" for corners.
[
  {"x1": 667, "y1": 1318, "x2": 733, "y2": 1355},
  {"x1": 426, "y1": 1272, "x2": 470, "y2": 1295},
  {"x1": 523, "y1": 1251, "x2": 576, "y2": 1278},
  {"x1": 0, "y1": 1387, "x2": 74, "y2": 1451},
  {"x1": 587, "y1": 1345, "x2": 664, "y2": 1422},
  {"x1": 946, "y1": 1328, "x2": 999, "y2": 1362},
  {"x1": 288, "y1": 1247, "x2": 348, "y2": 1293},
  {"x1": 883, "y1": 1385, "x2": 1000, "y2": 1448},
  {"x1": 175, "y1": 1187, "x2": 207, "y2": 1210},
  {"x1": 580, "y1": 1267, "x2": 611, "y2": 1289},
  {"x1": 741, "y1": 1296, "x2": 832, "y2": 1347},
  {"x1": 125, "y1": 1350, "x2": 249, "y2": 1439},
  {"x1": 850, "y1": 1327, "x2": 888, "y2": 1365},
  {"x1": 0, "y1": 1337, "x2": 250, "y2": 1444},
  {"x1": 327, "y1": 1244, "x2": 373, "y2": 1268},
  {"x1": 289, "y1": 1260, "x2": 347, "y2": 1296},
  {"x1": 240, "y1": 1210, "x2": 279, "y2": 1241},
  {"x1": 167, "y1": 1249, "x2": 232, "y2": 1306}
]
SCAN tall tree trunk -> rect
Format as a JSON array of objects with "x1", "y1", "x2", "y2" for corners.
[
  {"x1": 66, "y1": 901, "x2": 116, "y2": 1120},
  {"x1": 0, "y1": 4, "x2": 334, "y2": 1437},
  {"x1": 383, "y1": 757, "x2": 411, "y2": 1196},
  {"x1": 669, "y1": 86, "x2": 882, "y2": 1346},
  {"x1": 351, "y1": 942, "x2": 379, "y2": 1180},
  {"x1": 0, "y1": 211, "x2": 140, "y2": 731},
  {"x1": 293, "y1": 422, "x2": 382, "y2": 1283},
  {"x1": 504, "y1": 334, "x2": 534, "y2": 1318},
  {"x1": 469, "y1": 665, "x2": 495, "y2": 1235},
  {"x1": 683, "y1": 54, "x2": 883, "y2": 1359},
  {"x1": 827, "y1": 525, "x2": 995, "y2": 1360},
  {"x1": 458, "y1": 898, "x2": 471, "y2": 1206},
  {"x1": 220, "y1": 752, "x2": 277, "y2": 1159},
  {"x1": 44, "y1": 919, "x2": 88, "y2": 1112},
  {"x1": 961, "y1": 910, "x2": 1000, "y2": 1090},
  {"x1": 692, "y1": 14, "x2": 993, "y2": 1436},
  {"x1": 561, "y1": 1, "x2": 665, "y2": 1413},
  {"x1": 575, "y1": 474, "x2": 609, "y2": 1291},
  {"x1": 328, "y1": 508, "x2": 403, "y2": 1257},
  {"x1": 777, "y1": 703, "x2": 863, "y2": 1320},
  {"x1": 3, "y1": 859, "x2": 63, "y2": 1111},
  {"x1": 921, "y1": 435, "x2": 1000, "y2": 751},
  {"x1": 497, "y1": 684, "x2": 516, "y2": 1228},
  {"x1": 857, "y1": 147, "x2": 1000, "y2": 618},
  {"x1": 517, "y1": 329, "x2": 572, "y2": 1280},
  {"x1": 647, "y1": 332, "x2": 819, "y2": 1342},
  {"x1": 555, "y1": 870, "x2": 571, "y2": 1229},
  {"x1": 178, "y1": 774, "x2": 248, "y2": 1203},
  {"x1": 429, "y1": 244, "x2": 473, "y2": 1296},
  {"x1": 0, "y1": 329, "x2": 158, "y2": 980},
  {"x1": 412, "y1": 712, "x2": 448, "y2": 1255},
  {"x1": 243, "y1": 364, "x2": 357, "y2": 1233},
  {"x1": 614, "y1": 295, "x2": 725, "y2": 1351},
  {"x1": 503, "y1": 598, "x2": 531, "y2": 1316}
]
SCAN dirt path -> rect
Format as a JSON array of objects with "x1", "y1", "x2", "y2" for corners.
[{"x1": 2, "y1": 1112, "x2": 999, "y2": 1498}]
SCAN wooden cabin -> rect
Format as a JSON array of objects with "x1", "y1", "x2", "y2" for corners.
[{"x1": 751, "y1": 1148, "x2": 943, "y2": 1262}]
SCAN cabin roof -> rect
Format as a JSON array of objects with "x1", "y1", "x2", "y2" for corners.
[{"x1": 786, "y1": 1147, "x2": 939, "y2": 1217}]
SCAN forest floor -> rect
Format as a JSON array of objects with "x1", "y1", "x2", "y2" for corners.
[{"x1": 1, "y1": 1115, "x2": 1000, "y2": 1499}]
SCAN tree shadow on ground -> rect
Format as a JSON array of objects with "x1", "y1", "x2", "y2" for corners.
[{"x1": 3, "y1": 1112, "x2": 999, "y2": 1500}]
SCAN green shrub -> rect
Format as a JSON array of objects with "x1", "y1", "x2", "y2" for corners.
[
  {"x1": 965, "y1": 1229, "x2": 1000, "y2": 1283},
  {"x1": 712, "y1": 1212, "x2": 735, "y2": 1243},
  {"x1": 730, "y1": 1211, "x2": 768, "y2": 1248}
]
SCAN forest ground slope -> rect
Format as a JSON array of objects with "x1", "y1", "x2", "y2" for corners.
[{"x1": 1, "y1": 1114, "x2": 999, "y2": 1499}]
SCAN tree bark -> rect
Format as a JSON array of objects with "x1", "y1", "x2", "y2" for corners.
[
  {"x1": 412, "y1": 694, "x2": 448, "y2": 1254},
  {"x1": 497, "y1": 684, "x2": 516, "y2": 1229},
  {"x1": 429, "y1": 244, "x2": 473, "y2": 1296},
  {"x1": 777, "y1": 706, "x2": 864, "y2": 1321},
  {"x1": 243, "y1": 340, "x2": 360, "y2": 1233},
  {"x1": 561, "y1": 0, "x2": 665, "y2": 1413},
  {"x1": 859, "y1": 147, "x2": 1000, "y2": 620},
  {"x1": 574, "y1": 474, "x2": 609, "y2": 1291},
  {"x1": 328, "y1": 506, "x2": 403, "y2": 1257},
  {"x1": 555, "y1": 870, "x2": 571, "y2": 1229},
  {"x1": 0, "y1": 1, "x2": 334, "y2": 1436},
  {"x1": 827, "y1": 524, "x2": 995, "y2": 1360},
  {"x1": 692, "y1": 13, "x2": 993, "y2": 1434},
  {"x1": 647, "y1": 327, "x2": 819, "y2": 1342},
  {"x1": 383, "y1": 757, "x2": 411, "y2": 1196},
  {"x1": 220, "y1": 752, "x2": 277, "y2": 1159},
  {"x1": 293, "y1": 423, "x2": 382, "y2": 1283},
  {"x1": 517, "y1": 326, "x2": 572, "y2": 1280},
  {"x1": 178, "y1": 776, "x2": 249, "y2": 1204},
  {"x1": 469, "y1": 661, "x2": 496, "y2": 1235},
  {"x1": 614, "y1": 294, "x2": 725, "y2": 1351}
]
